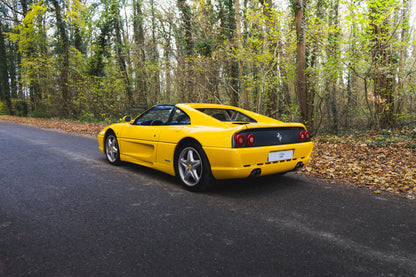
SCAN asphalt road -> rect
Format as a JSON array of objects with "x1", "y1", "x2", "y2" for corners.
[{"x1": 0, "y1": 121, "x2": 415, "y2": 276}]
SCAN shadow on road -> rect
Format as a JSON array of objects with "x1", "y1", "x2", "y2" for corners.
[
  {"x1": 212, "y1": 173, "x2": 301, "y2": 193},
  {"x1": 99, "y1": 158, "x2": 305, "y2": 198}
]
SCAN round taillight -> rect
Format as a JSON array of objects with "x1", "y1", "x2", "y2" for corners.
[
  {"x1": 299, "y1": 131, "x2": 305, "y2": 141},
  {"x1": 234, "y1": 134, "x2": 245, "y2": 146},
  {"x1": 305, "y1": 131, "x2": 310, "y2": 141},
  {"x1": 246, "y1": 133, "x2": 255, "y2": 146}
]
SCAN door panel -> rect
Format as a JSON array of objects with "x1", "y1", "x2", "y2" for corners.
[
  {"x1": 119, "y1": 125, "x2": 161, "y2": 164},
  {"x1": 118, "y1": 105, "x2": 175, "y2": 164},
  {"x1": 118, "y1": 105, "x2": 189, "y2": 166}
]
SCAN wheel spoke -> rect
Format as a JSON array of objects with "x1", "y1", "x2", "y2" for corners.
[
  {"x1": 187, "y1": 149, "x2": 194, "y2": 162},
  {"x1": 192, "y1": 160, "x2": 201, "y2": 169},
  {"x1": 190, "y1": 168, "x2": 199, "y2": 182},
  {"x1": 184, "y1": 168, "x2": 192, "y2": 180},
  {"x1": 180, "y1": 158, "x2": 188, "y2": 168}
]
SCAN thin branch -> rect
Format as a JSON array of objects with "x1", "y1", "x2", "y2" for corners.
[
  {"x1": 0, "y1": 14, "x2": 16, "y2": 23},
  {"x1": 0, "y1": 0, "x2": 24, "y2": 17}
]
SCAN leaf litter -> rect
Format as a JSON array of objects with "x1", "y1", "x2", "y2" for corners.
[
  {"x1": 0, "y1": 115, "x2": 106, "y2": 137},
  {"x1": 301, "y1": 129, "x2": 416, "y2": 199}
]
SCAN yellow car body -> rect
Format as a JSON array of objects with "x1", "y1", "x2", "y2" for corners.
[{"x1": 98, "y1": 103, "x2": 313, "y2": 191}]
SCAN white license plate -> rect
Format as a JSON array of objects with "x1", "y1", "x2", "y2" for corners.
[{"x1": 268, "y1": 150, "x2": 293, "y2": 162}]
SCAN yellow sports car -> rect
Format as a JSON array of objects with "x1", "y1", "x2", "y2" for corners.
[{"x1": 98, "y1": 103, "x2": 313, "y2": 191}]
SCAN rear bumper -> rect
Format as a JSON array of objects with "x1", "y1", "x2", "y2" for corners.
[{"x1": 204, "y1": 142, "x2": 313, "y2": 179}]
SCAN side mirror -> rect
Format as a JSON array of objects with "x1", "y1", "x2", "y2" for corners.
[{"x1": 122, "y1": 116, "x2": 132, "y2": 123}]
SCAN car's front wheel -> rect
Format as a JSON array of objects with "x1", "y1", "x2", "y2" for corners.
[
  {"x1": 175, "y1": 143, "x2": 213, "y2": 192},
  {"x1": 105, "y1": 132, "x2": 121, "y2": 165}
]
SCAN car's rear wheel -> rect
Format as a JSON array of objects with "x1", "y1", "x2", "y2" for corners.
[
  {"x1": 105, "y1": 132, "x2": 120, "y2": 165},
  {"x1": 175, "y1": 143, "x2": 213, "y2": 192}
]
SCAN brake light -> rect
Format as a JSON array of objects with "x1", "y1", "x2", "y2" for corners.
[
  {"x1": 299, "y1": 130, "x2": 311, "y2": 141},
  {"x1": 246, "y1": 133, "x2": 255, "y2": 146},
  {"x1": 305, "y1": 131, "x2": 310, "y2": 140},
  {"x1": 298, "y1": 131, "x2": 305, "y2": 141},
  {"x1": 234, "y1": 134, "x2": 245, "y2": 146}
]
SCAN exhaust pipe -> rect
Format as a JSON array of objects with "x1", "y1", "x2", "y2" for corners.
[
  {"x1": 249, "y1": 168, "x2": 262, "y2": 177},
  {"x1": 295, "y1": 162, "x2": 304, "y2": 170}
]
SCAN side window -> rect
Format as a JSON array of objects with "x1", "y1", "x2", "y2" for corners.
[
  {"x1": 197, "y1": 108, "x2": 256, "y2": 123},
  {"x1": 134, "y1": 106, "x2": 174, "y2": 125},
  {"x1": 211, "y1": 110, "x2": 230, "y2": 121},
  {"x1": 171, "y1": 109, "x2": 190, "y2": 125}
]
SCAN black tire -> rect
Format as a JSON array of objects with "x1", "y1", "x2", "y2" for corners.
[
  {"x1": 175, "y1": 142, "x2": 214, "y2": 192},
  {"x1": 105, "y1": 132, "x2": 121, "y2": 165}
]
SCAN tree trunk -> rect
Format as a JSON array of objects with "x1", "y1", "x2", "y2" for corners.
[
  {"x1": 234, "y1": 0, "x2": 247, "y2": 109},
  {"x1": 369, "y1": 3, "x2": 395, "y2": 129},
  {"x1": 150, "y1": 0, "x2": 160, "y2": 103},
  {"x1": 8, "y1": 38, "x2": 18, "y2": 99},
  {"x1": 395, "y1": 0, "x2": 409, "y2": 119},
  {"x1": 133, "y1": 0, "x2": 148, "y2": 110},
  {"x1": 328, "y1": 0, "x2": 340, "y2": 134},
  {"x1": 177, "y1": 0, "x2": 194, "y2": 102},
  {"x1": 293, "y1": 0, "x2": 312, "y2": 128},
  {"x1": 52, "y1": 0, "x2": 70, "y2": 116},
  {"x1": 0, "y1": 23, "x2": 12, "y2": 112},
  {"x1": 261, "y1": 0, "x2": 278, "y2": 117},
  {"x1": 221, "y1": 0, "x2": 239, "y2": 106},
  {"x1": 112, "y1": 1, "x2": 132, "y2": 106}
]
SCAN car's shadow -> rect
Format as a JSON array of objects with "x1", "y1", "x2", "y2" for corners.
[
  {"x1": 208, "y1": 173, "x2": 305, "y2": 197},
  {"x1": 100, "y1": 158, "x2": 305, "y2": 197},
  {"x1": 100, "y1": 158, "x2": 176, "y2": 183}
]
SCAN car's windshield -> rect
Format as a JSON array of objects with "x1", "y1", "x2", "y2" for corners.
[
  {"x1": 197, "y1": 108, "x2": 257, "y2": 123},
  {"x1": 133, "y1": 105, "x2": 191, "y2": 125},
  {"x1": 134, "y1": 105, "x2": 174, "y2": 125}
]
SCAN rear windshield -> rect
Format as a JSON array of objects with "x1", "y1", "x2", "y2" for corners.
[{"x1": 197, "y1": 108, "x2": 257, "y2": 123}]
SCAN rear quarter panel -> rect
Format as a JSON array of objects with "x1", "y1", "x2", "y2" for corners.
[{"x1": 155, "y1": 125, "x2": 240, "y2": 175}]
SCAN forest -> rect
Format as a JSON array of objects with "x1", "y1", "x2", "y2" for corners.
[{"x1": 0, "y1": 0, "x2": 415, "y2": 133}]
